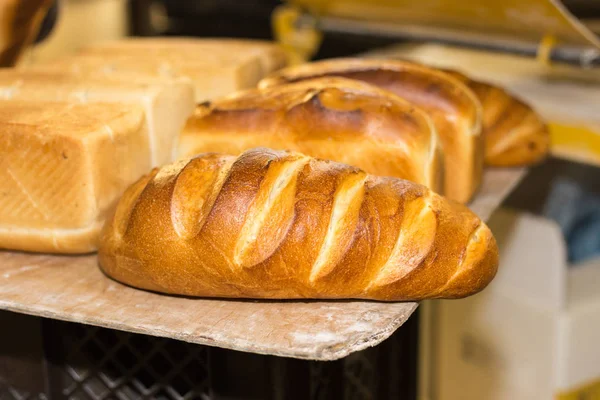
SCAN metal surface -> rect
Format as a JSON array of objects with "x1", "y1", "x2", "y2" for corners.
[
  {"x1": 0, "y1": 387, "x2": 45, "y2": 400},
  {"x1": 43, "y1": 320, "x2": 210, "y2": 400},
  {"x1": 0, "y1": 312, "x2": 47, "y2": 399},
  {"x1": 318, "y1": 16, "x2": 600, "y2": 67},
  {"x1": 286, "y1": 0, "x2": 600, "y2": 47}
]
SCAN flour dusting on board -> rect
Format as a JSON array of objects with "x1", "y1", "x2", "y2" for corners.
[
  {"x1": 348, "y1": 321, "x2": 373, "y2": 332},
  {"x1": 291, "y1": 331, "x2": 340, "y2": 344},
  {"x1": 2, "y1": 265, "x2": 39, "y2": 278},
  {"x1": 289, "y1": 309, "x2": 385, "y2": 346}
]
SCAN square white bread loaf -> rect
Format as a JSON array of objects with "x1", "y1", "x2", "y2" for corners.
[
  {"x1": 0, "y1": 101, "x2": 151, "y2": 253},
  {"x1": 0, "y1": 69, "x2": 194, "y2": 166},
  {"x1": 78, "y1": 37, "x2": 288, "y2": 77},
  {"x1": 40, "y1": 55, "x2": 262, "y2": 103},
  {"x1": 38, "y1": 38, "x2": 287, "y2": 102}
]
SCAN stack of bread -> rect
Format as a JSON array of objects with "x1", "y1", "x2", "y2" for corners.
[
  {"x1": 0, "y1": 38, "x2": 284, "y2": 253},
  {"x1": 0, "y1": 38, "x2": 550, "y2": 301}
]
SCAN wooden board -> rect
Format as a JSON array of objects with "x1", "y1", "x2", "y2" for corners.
[{"x1": 0, "y1": 168, "x2": 524, "y2": 361}]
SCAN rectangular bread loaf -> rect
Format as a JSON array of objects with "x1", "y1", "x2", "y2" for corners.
[
  {"x1": 178, "y1": 78, "x2": 443, "y2": 193},
  {"x1": 77, "y1": 37, "x2": 288, "y2": 78},
  {"x1": 39, "y1": 53, "x2": 264, "y2": 102},
  {"x1": 258, "y1": 58, "x2": 484, "y2": 203},
  {"x1": 35, "y1": 38, "x2": 287, "y2": 102},
  {"x1": 0, "y1": 101, "x2": 151, "y2": 253},
  {"x1": 0, "y1": 69, "x2": 194, "y2": 166}
]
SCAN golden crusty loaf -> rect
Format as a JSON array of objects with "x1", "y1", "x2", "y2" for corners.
[
  {"x1": 98, "y1": 148, "x2": 499, "y2": 301},
  {"x1": 442, "y1": 69, "x2": 550, "y2": 166},
  {"x1": 259, "y1": 58, "x2": 483, "y2": 204},
  {"x1": 0, "y1": 69, "x2": 194, "y2": 167},
  {"x1": 178, "y1": 77, "x2": 443, "y2": 193},
  {"x1": 0, "y1": 101, "x2": 151, "y2": 253}
]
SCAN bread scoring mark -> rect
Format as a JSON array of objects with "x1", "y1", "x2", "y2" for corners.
[
  {"x1": 487, "y1": 123, "x2": 526, "y2": 157},
  {"x1": 487, "y1": 111, "x2": 545, "y2": 158},
  {"x1": 113, "y1": 170, "x2": 158, "y2": 238},
  {"x1": 368, "y1": 193, "x2": 437, "y2": 289},
  {"x1": 309, "y1": 172, "x2": 367, "y2": 283},
  {"x1": 154, "y1": 157, "x2": 189, "y2": 185},
  {"x1": 438, "y1": 222, "x2": 487, "y2": 293},
  {"x1": 103, "y1": 124, "x2": 115, "y2": 143},
  {"x1": 233, "y1": 155, "x2": 309, "y2": 268},
  {"x1": 297, "y1": 88, "x2": 321, "y2": 110},
  {"x1": 171, "y1": 155, "x2": 235, "y2": 240}
]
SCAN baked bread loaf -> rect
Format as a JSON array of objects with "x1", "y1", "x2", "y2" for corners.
[
  {"x1": 41, "y1": 38, "x2": 287, "y2": 102},
  {"x1": 442, "y1": 69, "x2": 550, "y2": 166},
  {"x1": 0, "y1": 69, "x2": 194, "y2": 167},
  {"x1": 259, "y1": 58, "x2": 483, "y2": 204},
  {"x1": 39, "y1": 54, "x2": 263, "y2": 103},
  {"x1": 0, "y1": 101, "x2": 151, "y2": 253},
  {"x1": 78, "y1": 37, "x2": 288, "y2": 79},
  {"x1": 178, "y1": 77, "x2": 443, "y2": 192},
  {"x1": 98, "y1": 148, "x2": 499, "y2": 301}
]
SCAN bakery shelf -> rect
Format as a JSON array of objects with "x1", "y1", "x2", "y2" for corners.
[{"x1": 0, "y1": 168, "x2": 524, "y2": 361}]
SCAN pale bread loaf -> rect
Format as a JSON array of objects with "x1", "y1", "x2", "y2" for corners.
[
  {"x1": 78, "y1": 37, "x2": 288, "y2": 78},
  {"x1": 0, "y1": 69, "x2": 194, "y2": 166},
  {"x1": 39, "y1": 38, "x2": 287, "y2": 102},
  {"x1": 0, "y1": 101, "x2": 151, "y2": 253},
  {"x1": 40, "y1": 54, "x2": 263, "y2": 103}
]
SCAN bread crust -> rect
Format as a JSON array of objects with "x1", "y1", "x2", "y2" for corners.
[
  {"x1": 442, "y1": 69, "x2": 550, "y2": 166},
  {"x1": 0, "y1": 101, "x2": 151, "y2": 253},
  {"x1": 0, "y1": 69, "x2": 195, "y2": 167},
  {"x1": 179, "y1": 77, "x2": 443, "y2": 194},
  {"x1": 99, "y1": 148, "x2": 499, "y2": 301},
  {"x1": 259, "y1": 58, "x2": 483, "y2": 203},
  {"x1": 78, "y1": 37, "x2": 288, "y2": 76}
]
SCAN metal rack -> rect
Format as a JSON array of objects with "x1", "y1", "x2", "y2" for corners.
[{"x1": 0, "y1": 310, "x2": 419, "y2": 400}]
